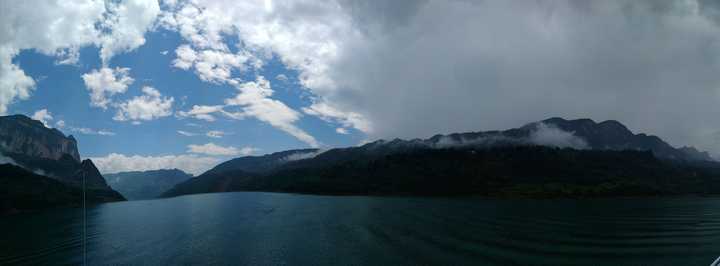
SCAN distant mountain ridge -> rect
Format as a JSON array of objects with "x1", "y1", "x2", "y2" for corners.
[
  {"x1": 162, "y1": 117, "x2": 719, "y2": 198},
  {"x1": 106, "y1": 169, "x2": 192, "y2": 200},
  {"x1": 362, "y1": 117, "x2": 713, "y2": 162}
]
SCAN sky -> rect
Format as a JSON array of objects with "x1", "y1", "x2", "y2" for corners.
[{"x1": 2, "y1": 0, "x2": 720, "y2": 174}]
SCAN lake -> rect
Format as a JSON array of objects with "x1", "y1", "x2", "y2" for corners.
[{"x1": 1, "y1": 192, "x2": 719, "y2": 265}]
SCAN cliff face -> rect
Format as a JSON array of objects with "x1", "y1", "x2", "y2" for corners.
[
  {"x1": 0, "y1": 115, "x2": 80, "y2": 162},
  {"x1": 0, "y1": 114, "x2": 125, "y2": 210}
]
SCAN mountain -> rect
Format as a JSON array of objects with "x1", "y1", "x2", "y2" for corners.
[
  {"x1": 205, "y1": 149, "x2": 321, "y2": 175},
  {"x1": 162, "y1": 118, "x2": 720, "y2": 198},
  {"x1": 0, "y1": 115, "x2": 80, "y2": 161},
  {"x1": 0, "y1": 163, "x2": 124, "y2": 214},
  {"x1": 369, "y1": 117, "x2": 713, "y2": 162},
  {"x1": 106, "y1": 169, "x2": 192, "y2": 200},
  {"x1": 0, "y1": 114, "x2": 124, "y2": 212}
]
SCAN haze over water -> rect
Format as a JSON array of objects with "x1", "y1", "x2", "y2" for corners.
[{"x1": 2, "y1": 193, "x2": 719, "y2": 265}]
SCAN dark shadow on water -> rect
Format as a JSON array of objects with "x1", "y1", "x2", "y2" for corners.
[{"x1": 2, "y1": 193, "x2": 720, "y2": 265}]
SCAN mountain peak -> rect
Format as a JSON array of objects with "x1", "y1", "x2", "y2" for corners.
[{"x1": 73, "y1": 159, "x2": 110, "y2": 188}]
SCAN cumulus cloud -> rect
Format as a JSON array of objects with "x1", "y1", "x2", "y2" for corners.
[
  {"x1": 158, "y1": 0, "x2": 720, "y2": 156},
  {"x1": 82, "y1": 67, "x2": 135, "y2": 109},
  {"x1": 0, "y1": 0, "x2": 160, "y2": 113},
  {"x1": 0, "y1": 51, "x2": 35, "y2": 114},
  {"x1": 163, "y1": 1, "x2": 337, "y2": 147},
  {"x1": 96, "y1": 0, "x2": 161, "y2": 65},
  {"x1": 172, "y1": 45, "x2": 259, "y2": 84},
  {"x1": 31, "y1": 109, "x2": 53, "y2": 128},
  {"x1": 187, "y1": 142, "x2": 257, "y2": 156},
  {"x1": 114, "y1": 86, "x2": 174, "y2": 122},
  {"x1": 89, "y1": 153, "x2": 220, "y2": 175}
]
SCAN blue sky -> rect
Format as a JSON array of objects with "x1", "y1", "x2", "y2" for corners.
[
  {"x1": 4, "y1": 0, "x2": 720, "y2": 173},
  {"x1": 11, "y1": 28, "x2": 364, "y2": 173}
]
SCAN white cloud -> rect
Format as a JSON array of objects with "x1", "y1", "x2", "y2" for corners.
[
  {"x1": 303, "y1": 101, "x2": 372, "y2": 134},
  {"x1": 157, "y1": 0, "x2": 720, "y2": 157},
  {"x1": 172, "y1": 44, "x2": 196, "y2": 70},
  {"x1": 55, "y1": 47, "x2": 80, "y2": 65},
  {"x1": 187, "y1": 142, "x2": 257, "y2": 156},
  {"x1": 0, "y1": 50, "x2": 35, "y2": 115},
  {"x1": 1, "y1": 0, "x2": 160, "y2": 113},
  {"x1": 275, "y1": 74, "x2": 288, "y2": 82},
  {"x1": 54, "y1": 119, "x2": 111, "y2": 136},
  {"x1": 97, "y1": 0, "x2": 161, "y2": 65},
  {"x1": 54, "y1": 119, "x2": 115, "y2": 136},
  {"x1": 114, "y1": 86, "x2": 174, "y2": 122},
  {"x1": 89, "y1": 153, "x2": 220, "y2": 175},
  {"x1": 177, "y1": 104, "x2": 226, "y2": 121},
  {"x1": 97, "y1": 130, "x2": 117, "y2": 136},
  {"x1": 206, "y1": 130, "x2": 225, "y2": 138},
  {"x1": 82, "y1": 67, "x2": 135, "y2": 109},
  {"x1": 225, "y1": 76, "x2": 320, "y2": 147},
  {"x1": 335, "y1": 127, "x2": 348, "y2": 134},
  {"x1": 31, "y1": 109, "x2": 53, "y2": 128},
  {"x1": 160, "y1": 0, "x2": 355, "y2": 147},
  {"x1": 70, "y1": 127, "x2": 116, "y2": 136},
  {"x1": 177, "y1": 130, "x2": 198, "y2": 136},
  {"x1": 160, "y1": 50, "x2": 169, "y2": 55},
  {"x1": 172, "y1": 45, "x2": 258, "y2": 84},
  {"x1": 175, "y1": 76, "x2": 320, "y2": 147}
]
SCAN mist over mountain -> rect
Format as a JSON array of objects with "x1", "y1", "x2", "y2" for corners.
[
  {"x1": 106, "y1": 169, "x2": 192, "y2": 200},
  {"x1": 163, "y1": 118, "x2": 720, "y2": 198}
]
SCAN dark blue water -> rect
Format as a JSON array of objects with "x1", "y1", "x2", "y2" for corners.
[{"x1": 2, "y1": 193, "x2": 719, "y2": 265}]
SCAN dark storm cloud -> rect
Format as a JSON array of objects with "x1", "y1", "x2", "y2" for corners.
[{"x1": 322, "y1": 0, "x2": 720, "y2": 156}]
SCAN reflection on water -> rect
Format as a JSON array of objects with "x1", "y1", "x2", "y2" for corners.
[{"x1": 2, "y1": 193, "x2": 720, "y2": 265}]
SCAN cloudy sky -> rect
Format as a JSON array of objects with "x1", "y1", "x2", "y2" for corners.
[{"x1": 2, "y1": 0, "x2": 720, "y2": 174}]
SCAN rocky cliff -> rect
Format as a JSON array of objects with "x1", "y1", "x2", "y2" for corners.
[
  {"x1": 0, "y1": 115, "x2": 80, "y2": 161},
  {"x1": 0, "y1": 114, "x2": 124, "y2": 212}
]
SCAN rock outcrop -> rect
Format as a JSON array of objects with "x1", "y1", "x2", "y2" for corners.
[{"x1": 0, "y1": 115, "x2": 80, "y2": 161}]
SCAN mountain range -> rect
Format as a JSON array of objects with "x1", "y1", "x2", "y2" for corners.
[
  {"x1": 162, "y1": 118, "x2": 720, "y2": 198},
  {"x1": 106, "y1": 169, "x2": 192, "y2": 200},
  {"x1": 0, "y1": 115, "x2": 124, "y2": 213},
  {"x1": 4, "y1": 114, "x2": 720, "y2": 213}
]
